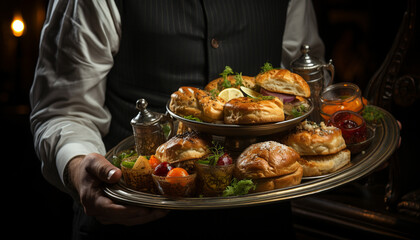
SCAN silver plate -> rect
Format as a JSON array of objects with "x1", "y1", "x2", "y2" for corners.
[
  {"x1": 103, "y1": 106, "x2": 399, "y2": 210},
  {"x1": 165, "y1": 100, "x2": 313, "y2": 136}
]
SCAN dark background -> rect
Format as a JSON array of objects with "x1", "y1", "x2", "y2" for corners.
[{"x1": 1, "y1": 0, "x2": 418, "y2": 239}]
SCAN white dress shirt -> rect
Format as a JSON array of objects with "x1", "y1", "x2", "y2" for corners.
[{"x1": 30, "y1": 0, "x2": 325, "y2": 195}]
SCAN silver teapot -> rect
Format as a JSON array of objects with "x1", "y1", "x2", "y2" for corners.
[{"x1": 291, "y1": 45, "x2": 335, "y2": 123}]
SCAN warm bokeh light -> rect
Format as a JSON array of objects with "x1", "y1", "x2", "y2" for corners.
[{"x1": 11, "y1": 17, "x2": 25, "y2": 37}]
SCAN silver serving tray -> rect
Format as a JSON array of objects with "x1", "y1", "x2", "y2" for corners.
[
  {"x1": 165, "y1": 99, "x2": 313, "y2": 136},
  {"x1": 103, "y1": 106, "x2": 399, "y2": 210}
]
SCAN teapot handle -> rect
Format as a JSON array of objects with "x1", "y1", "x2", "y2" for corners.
[
  {"x1": 323, "y1": 59, "x2": 335, "y2": 84},
  {"x1": 161, "y1": 112, "x2": 175, "y2": 140}
]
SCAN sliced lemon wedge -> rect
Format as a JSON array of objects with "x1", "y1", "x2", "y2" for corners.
[
  {"x1": 218, "y1": 87, "x2": 244, "y2": 101},
  {"x1": 240, "y1": 86, "x2": 261, "y2": 98}
]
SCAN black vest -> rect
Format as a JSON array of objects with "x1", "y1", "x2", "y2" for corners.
[{"x1": 104, "y1": 0, "x2": 289, "y2": 149}]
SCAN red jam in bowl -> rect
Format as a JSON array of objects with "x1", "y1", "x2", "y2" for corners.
[{"x1": 329, "y1": 110, "x2": 367, "y2": 144}]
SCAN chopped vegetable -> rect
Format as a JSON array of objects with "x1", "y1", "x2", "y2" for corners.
[
  {"x1": 291, "y1": 104, "x2": 308, "y2": 118},
  {"x1": 112, "y1": 149, "x2": 137, "y2": 168},
  {"x1": 183, "y1": 115, "x2": 203, "y2": 122},
  {"x1": 148, "y1": 155, "x2": 161, "y2": 170},
  {"x1": 222, "y1": 178, "x2": 256, "y2": 196},
  {"x1": 121, "y1": 161, "x2": 135, "y2": 169},
  {"x1": 132, "y1": 155, "x2": 153, "y2": 173}
]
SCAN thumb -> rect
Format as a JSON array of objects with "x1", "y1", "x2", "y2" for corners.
[{"x1": 85, "y1": 153, "x2": 122, "y2": 184}]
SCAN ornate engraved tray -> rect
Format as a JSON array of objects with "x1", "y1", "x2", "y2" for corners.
[{"x1": 103, "y1": 106, "x2": 399, "y2": 210}]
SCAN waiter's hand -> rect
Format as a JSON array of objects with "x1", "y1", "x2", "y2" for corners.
[{"x1": 68, "y1": 153, "x2": 169, "y2": 225}]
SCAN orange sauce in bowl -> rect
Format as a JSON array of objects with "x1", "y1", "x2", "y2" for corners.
[{"x1": 320, "y1": 96, "x2": 367, "y2": 121}]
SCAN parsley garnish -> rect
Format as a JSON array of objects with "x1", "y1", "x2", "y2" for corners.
[
  {"x1": 218, "y1": 66, "x2": 246, "y2": 89},
  {"x1": 260, "y1": 62, "x2": 274, "y2": 73},
  {"x1": 233, "y1": 72, "x2": 243, "y2": 87},
  {"x1": 223, "y1": 178, "x2": 256, "y2": 196},
  {"x1": 220, "y1": 66, "x2": 234, "y2": 88},
  {"x1": 362, "y1": 105, "x2": 383, "y2": 124},
  {"x1": 197, "y1": 141, "x2": 225, "y2": 166}
]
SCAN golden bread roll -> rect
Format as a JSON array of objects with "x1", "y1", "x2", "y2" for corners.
[
  {"x1": 234, "y1": 141, "x2": 303, "y2": 192},
  {"x1": 256, "y1": 68, "x2": 310, "y2": 98},
  {"x1": 169, "y1": 86, "x2": 226, "y2": 123},
  {"x1": 251, "y1": 167, "x2": 303, "y2": 191},
  {"x1": 155, "y1": 131, "x2": 210, "y2": 172},
  {"x1": 282, "y1": 120, "x2": 346, "y2": 156},
  {"x1": 298, "y1": 149, "x2": 351, "y2": 177},
  {"x1": 204, "y1": 75, "x2": 256, "y2": 93},
  {"x1": 223, "y1": 97, "x2": 284, "y2": 124}
]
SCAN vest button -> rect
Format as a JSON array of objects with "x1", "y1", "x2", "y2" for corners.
[{"x1": 211, "y1": 38, "x2": 219, "y2": 48}]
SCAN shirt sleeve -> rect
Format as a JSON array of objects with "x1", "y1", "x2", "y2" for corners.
[
  {"x1": 29, "y1": 0, "x2": 121, "y2": 194},
  {"x1": 282, "y1": 0, "x2": 327, "y2": 79}
]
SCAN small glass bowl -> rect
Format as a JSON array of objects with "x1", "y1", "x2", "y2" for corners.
[
  {"x1": 152, "y1": 173, "x2": 197, "y2": 198},
  {"x1": 320, "y1": 82, "x2": 365, "y2": 121},
  {"x1": 329, "y1": 110, "x2": 367, "y2": 145},
  {"x1": 120, "y1": 165, "x2": 156, "y2": 193},
  {"x1": 346, "y1": 125, "x2": 376, "y2": 154},
  {"x1": 195, "y1": 163, "x2": 235, "y2": 197}
]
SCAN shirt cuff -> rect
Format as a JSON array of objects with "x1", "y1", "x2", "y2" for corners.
[{"x1": 56, "y1": 142, "x2": 101, "y2": 187}]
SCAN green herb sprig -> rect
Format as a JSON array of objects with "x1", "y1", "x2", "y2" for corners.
[
  {"x1": 362, "y1": 105, "x2": 384, "y2": 124},
  {"x1": 220, "y1": 66, "x2": 234, "y2": 88},
  {"x1": 260, "y1": 62, "x2": 274, "y2": 73},
  {"x1": 219, "y1": 66, "x2": 245, "y2": 89},
  {"x1": 197, "y1": 141, "x2": 224, "y2": 166},
  {"x1": 223, "y1": 178, "x2": 256, "y2": 196}
]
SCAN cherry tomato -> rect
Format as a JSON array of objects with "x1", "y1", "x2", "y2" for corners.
[{"x1": 166, "y1": 168, "x2": 189, "y2": 186}]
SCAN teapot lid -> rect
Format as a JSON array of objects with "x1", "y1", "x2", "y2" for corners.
[
  {"x1": 131, "y1": 99, "x2": 161, "y2": 126},
  {"x1": 290, "y1": 45, "x2": 323, "y2": 71}
]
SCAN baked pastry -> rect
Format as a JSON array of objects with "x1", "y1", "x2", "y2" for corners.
[
  {"x1": 204, "y1": 75, "x2": 256, "y2": 94},
  {"x1": 255, "y1": 68, "x2": 310, "y2": 97},
  {"x1": 223, "y1": 97, "x2": 284, "y2": 124},
  {"x1": 282, "y1": 120, "x2": 350, "y2": 177},
  {"x1": 255, "y1": 68, "x2": 311, "y2": 118},
  {"x1": 154, "y1": 131, "x2": 210, "y2": 172},
  {"x1": 234, "y1": 141, "x2": 303, "y2": 192},
  {"x1": 169, "y1": 86, "x2": 226, "y2": 123},
  {"x1": 282, "y1": 120, "x2": 346, "y2": 156},
  {"x1": 297, "y1": 149, "x2": 351, "y2": 177}
]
